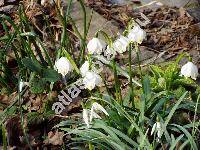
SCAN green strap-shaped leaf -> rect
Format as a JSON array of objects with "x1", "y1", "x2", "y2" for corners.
[
  {"x1": 42, "y1": 68, "x2": 61, "y2": 82},
  {"x1": 22, "y1": 58, "x2": 42, "y2": 73}
]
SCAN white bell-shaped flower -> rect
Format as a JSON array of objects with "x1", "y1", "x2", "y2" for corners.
[
  {"x1": 128, "y1": 25, "x2": 146, "y2": 44},
  {"x1": 19, "y1": 81, "x2": 29, "y2": 92},
  {"x1": 82, "y1": 71, "x2": 102, "y2": 90},
  {"x1": 82, "y1": 108, "x2": 102, "y2": 128},
  {"x1": 83, "y1": 109, "x2": 90, "y2": 128},
  {"x1": 90, "y1": 102, "x2": 109, "y2": 122},
  {"x1": 54, "y1": 57, "x2": 73, "y2": 77},
  {"x1": 19, "y1": 80, "x2": 24, "y2": 92},
  {"x1": 80, "y1": 61, "x2": 90, "y2": 77},
  {"x1": 180, "y1": 61, "x2": 198, "y2": 80},
  {"x1": 113, "y1": 35, "x2": 129, "y2": 54},
  {"x1": 151, "y1": 122, "x2": 162, "y2": 140},
  {"x1": 87, "y1": 38, "x2": 106, "y2": 54}
]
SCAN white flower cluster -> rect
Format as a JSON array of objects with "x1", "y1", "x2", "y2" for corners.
[
  {"x1": 80, "y1": 61, "x2": 102, "y2": 91},
  {"x1": 52, "y1": 23, "x2": 147, "y2": 115},
  {"x1": 83, "y1": 102, "x2": 109, "y2": 128},
  {"x1": 53, "y1": 24, "x2": 146, "y2": 90},
  {"x1": 80, "y1": 24, "x2": 146, "y2": 91},
  {"x1": 54, "y1": 57, "x2": 102, "y2": 91},
  {"x1": 87, "y1": 24, "x2": 146, "y2": 57}
]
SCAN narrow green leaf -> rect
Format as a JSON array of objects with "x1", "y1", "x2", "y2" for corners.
[
  {"x1": 22, "y1": 58, "x2": 42, "y2": 73},
  {"x1": 109, "y1": 126, "x2": 139, "y2": 147},
  {"x1": 62, "y1": 48, "x2": 80, "y2": 74},
  {"x1": 171, "y1": 124, "x2": 198, "y2": 150},
  {"x1": 169, "y1": 134, "x2": 184, "y2": 150},
  {"x1": 164, "y1": 92, "x2": 188, "y2": 128}
]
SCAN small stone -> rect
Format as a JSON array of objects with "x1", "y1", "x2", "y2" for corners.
[
  {"x1": 70, "y1": 0, "x2": 120, "y2": 39},
  {"x1": 187, "y1": 8, "x2": 200, "y2": 22}
]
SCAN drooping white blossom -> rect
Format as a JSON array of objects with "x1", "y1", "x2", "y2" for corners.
[
  {"x1": 83, "y1": 109, "x2": 90, "y2": 128},
  {"x1": 19, "y1": 80, "x2": 24, "y2": 92},
  {"x1": 151, "y1": 122, "x2": 162, "y2": 140},
  {"x1": 128, "y1": 25, "x2": 146, "y2": 44},
  {"x1": 113, "y1": 35, "x2": 129, "y2": 54},
  {"x1": 82, "y1": 71, "x2": 102, "y2": 90},
  {"x1": 180, "y1": 61, "x2": 199, "y2": 80},
  {"x1": 90, "y1": 110, "x2": 101, "y2": 120},
  {"x1": 87, "y1": 38, "x2": 106, "y2": 54},
  {"x1": 90, "y1": 102, "x2": 109, "y2": 122},
  {"x1": 92, "y1": 102, "x2": 109, "y2": 116},
  {"x1": 80, "y1": 61, "x2": 90, "y2": 77},
  {"x1": 54, "y1": 57, "x2": 73, "y2": 77},
  {"x1": 19, "y1": 81, "x2": 29, "y2": 92},
  {"x1": 80, "y1": 60, "x2": 103, "y2": 90},
  {"x1": 82, "y1": 108, "x2": 101, "y2": 128}
]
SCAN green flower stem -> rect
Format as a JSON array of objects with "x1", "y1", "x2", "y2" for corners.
[
  {"x1": 77, "y1": 0, "x2": 87, "y2": 64},
  {"x1": 101, "y1": 72, "x2": 111, "y2": 95},
  {"x1": 36, "y1": 38, "x2": 54, "y2": 68},
  {"x1": 128, "y1": 43, "x2": 135, "y2": 108},
  {"x1": 95, "y1": 30, "x2": 113, "y2": 47},
  {"x1": 2, "y1": 124, "x2": 7, "y2": 150},
  {"x1": 112, "y1": 60, "x2": 122, "y2": 104},
  {"x1": 87, "y1": 54, "x2": 92, "y2": 68},
  {"x1": 134, "y1": 43, "x2": 143, "y2": 79},
  {"x1": 62, "y1": 48, "x2": 80, "y2": 74},
  {"x1": 18, "y1": 75, "x2": 33, "y2": 150}
]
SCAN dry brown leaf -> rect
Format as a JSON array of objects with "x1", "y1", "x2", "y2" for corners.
[
  {"x1": 0, "y1": 92, "x2": 17, "y2": 106},
  {"x1": 44, "y1": 130, "x2": 64, "y2": 145}
]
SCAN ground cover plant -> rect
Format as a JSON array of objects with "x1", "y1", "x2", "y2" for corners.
[{"x1": 0, "y1": 0, "x2": 200, "y2": 149}]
